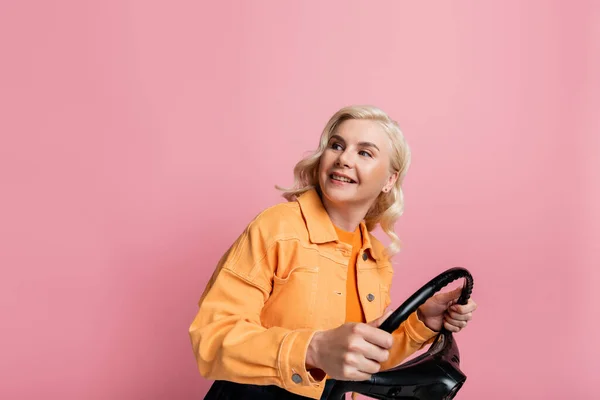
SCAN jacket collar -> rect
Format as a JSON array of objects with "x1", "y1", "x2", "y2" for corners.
[{"x1": 296, "y1": 188, "x2": 379, "y2": 261}]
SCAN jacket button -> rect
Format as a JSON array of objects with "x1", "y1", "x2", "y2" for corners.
[
  {"x1": 362, "y1": 253, "x2": 368, "y2": 261},
  {"x1": 367, "y1": 293, "x2": 375, "y2": 302},
  {"x1": 292, "y1": 373, "x2": 302, "y2": 384}
]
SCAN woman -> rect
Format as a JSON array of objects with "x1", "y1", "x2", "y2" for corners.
[{"x1": 189, "y1": 105, "x2": 478, "y2": 399}]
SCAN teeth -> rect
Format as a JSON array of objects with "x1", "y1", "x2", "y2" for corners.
[{"x1": 332, "y1": 175, "x2": 353, "y2": 183}]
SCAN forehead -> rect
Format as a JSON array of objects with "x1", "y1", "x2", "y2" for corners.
[{"x1": 332, "y1": 119, "x2": 391, "y2": 150}]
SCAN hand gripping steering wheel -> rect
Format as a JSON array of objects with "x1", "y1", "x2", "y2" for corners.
[{"x1": 324, "y1": 267, "x2": 474, "y2": 400}]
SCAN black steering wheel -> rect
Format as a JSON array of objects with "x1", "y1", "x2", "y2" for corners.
[{"x1": 324, "y1": 267, "x2": 474, "y2": 400}]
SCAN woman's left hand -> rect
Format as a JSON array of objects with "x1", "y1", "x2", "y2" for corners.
[{"x1": 417, "y1": 286, "x2": 478, "y2": 333}]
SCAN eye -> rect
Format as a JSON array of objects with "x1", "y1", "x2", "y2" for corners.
[
  {"x1": 330, "y1": 142, "x2": 343, "y2": 150},
  {"x1": 359, "y1": 150, "x2": 373, "y2": 158}
]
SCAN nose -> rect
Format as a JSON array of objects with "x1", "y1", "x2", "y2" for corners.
[{"x1": 335, "y1": 149, "x2": 353, "y2": 168}]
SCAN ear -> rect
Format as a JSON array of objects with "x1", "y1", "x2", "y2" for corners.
[{"x1": 383, "y1": 171, "x2": 399, "y2": 192}]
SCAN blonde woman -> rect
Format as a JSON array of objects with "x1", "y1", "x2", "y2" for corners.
[{"x1": 189, "y1": 105, "x2": 478, "y2": 399}]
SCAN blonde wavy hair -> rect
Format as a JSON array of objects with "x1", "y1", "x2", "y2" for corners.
[{"x1": 275, "y1": 105, "x2": 411, "y2": 258}]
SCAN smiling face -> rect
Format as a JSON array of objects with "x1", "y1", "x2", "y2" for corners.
[{"x1": 318, "y1": 118, "x2": 398, "y2": 212}]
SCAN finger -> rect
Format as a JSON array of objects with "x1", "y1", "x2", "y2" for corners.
[
  {"x1": 355, "y1": 355, "x2": 383, "y2": 375},
  {"x1": 341, "y1": 353, "x2": 380, "y2": 380},
  {"x1": 446, "y1": 310, "x2": 472, "y2": 321},
  {"x1": 444, "y1": 315, "x2": 469, "y2": 329},
  {"x1": 449, "y1": 286, "x2": 463, "y2": 297},
  {"x1": 360, "y1": 341, "x2": 390, "y2": 364},
  {"x1": 355, "y1": 324, "x2": 393, "y2": 349},
  {"x1": 346, "y1": 334, "x2": 389, "y2": 364},
  {"x1": 367, "y1": 309, "x2": 393, "y2": 328},
  {"x1": 450, "y1": 299, "x2": 478, "y2": 314},
  {"x1": 435, "y1": 286, "x2": 463, "y2": 304},
  {"x1": 443, "y1": 320, "x2": 462, "y2": 333},
  {"x1": 344, "y1": 369, "x2": 372, "y2": 382},
  {"x1": 332, "y1": 362, "x2": 371, "y2": 381}
]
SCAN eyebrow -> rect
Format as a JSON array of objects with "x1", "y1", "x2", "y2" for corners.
[{"x1": 330, "y1": 134, "x2": 380, "y2": 152}]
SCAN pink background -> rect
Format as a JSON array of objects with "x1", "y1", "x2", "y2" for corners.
[{"x1": 1, "y1": 1, "x2": 598, "y2": 399}]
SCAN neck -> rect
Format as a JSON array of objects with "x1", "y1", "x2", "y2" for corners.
[{"x1": 320, "y1": 197, "x2": 370, "y2": 233}]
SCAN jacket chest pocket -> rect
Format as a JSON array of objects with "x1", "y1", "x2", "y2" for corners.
[
  {"x1": 376, "y1": 263, "x2": 394, "y2": 314},
  {"x1": 262, "y1": 266, "x2": 319, "y2": 329},
  {"x1": 357, "y1": 266, "x2": 392, "y2": 322},
  {"x1": 379, "y1": 282, "x2": 392, "y2": 312}
]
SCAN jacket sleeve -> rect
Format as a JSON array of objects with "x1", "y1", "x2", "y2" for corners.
[
  {"x1": 375, "y1": 258, "x2": 438, "y2": 370},
  {"x1": 379, "y1": 311, "x2": 438, "y2": 370},
  {"x1": 188, "y1": 215, "x2": 324, "y2": 390}
]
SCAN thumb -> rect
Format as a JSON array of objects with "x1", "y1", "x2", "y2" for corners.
[
  {"x1": 368, "y1": 309, "x2": 394, "y2": 328},
  {"x1": 435, "y1": 286, "x2": 463, "y2": 305}
]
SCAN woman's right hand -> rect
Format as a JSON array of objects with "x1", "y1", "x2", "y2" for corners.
[{"x1": 305, "y1": 310, "x2": 393, "y2": 381}]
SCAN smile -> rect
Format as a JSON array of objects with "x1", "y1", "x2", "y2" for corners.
[{"x1": 330, "y1": 174, "x2": 356, "y2": 183}]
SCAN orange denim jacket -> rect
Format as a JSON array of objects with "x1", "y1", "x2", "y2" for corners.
[{"x1": 189, "y1": 189, "x2": 437, "y2": 399}]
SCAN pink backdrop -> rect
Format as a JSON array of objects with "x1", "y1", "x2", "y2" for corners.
[{"x1": 1, "y1": 1, "x2": 598, "y2": 399}]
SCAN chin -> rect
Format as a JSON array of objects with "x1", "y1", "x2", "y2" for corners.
[{"x1": 320, "y1": 183, "x2": 358, "y2": 204}]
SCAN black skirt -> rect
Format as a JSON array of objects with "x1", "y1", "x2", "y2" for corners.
[{"x1": 204, "y1": 379, "x2": 336, "y2": 400}]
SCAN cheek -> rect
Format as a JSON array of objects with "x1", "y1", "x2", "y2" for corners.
[
  {"x1": 317, "y1": 156, "x2": 329, "y2": 182},
  {"x1": 361, "y1": 163, "x2": 385, "y2": 181},
  {"x1": 319, "y1": 153, "x2": 333, "y2": 173},
  {"x1": 317, "y1": 158, "x2": 325, "y2": 176}
]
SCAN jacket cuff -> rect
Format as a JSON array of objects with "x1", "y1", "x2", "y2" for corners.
[
  {"x1": 405, "y1": 311, "x2": 437, "y2": 344},
  {"x1": 278, "y1": 329, "x2": 326, "y2": 389}
]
